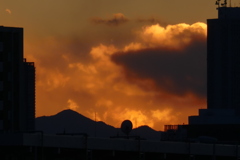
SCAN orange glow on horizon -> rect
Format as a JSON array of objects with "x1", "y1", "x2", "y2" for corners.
[{"x1": 24, "y1": 22, "x2": 207, "y2": 131}]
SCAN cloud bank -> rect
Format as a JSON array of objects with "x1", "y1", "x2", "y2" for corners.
[{"x1": 25, "y1": 21, "x2": 207, "y2": 131}]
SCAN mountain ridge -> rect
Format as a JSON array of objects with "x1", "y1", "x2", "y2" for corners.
[{"x1": 36, "y1": 109, "x2": 162, "y2": 140}]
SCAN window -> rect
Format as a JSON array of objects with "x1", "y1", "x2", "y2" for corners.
[
  {"x1": 0, "y1": 62, "x2": 2, "y2": 72},
  {"x1": 8, "y1": 92, "x2": 11, "y2": 100},
  {"x1": 0, "y1": 101, "x2": 2, "y2": 110},
  {"x1": 0, "y1": 42, "x2": 3, "y2": 52},
  {"x1": 0, "y1": 120, "x2": 3, "y2": 130},
  {"x1": 8, "y1": 53, "x2": 11, "y2": 61},
  {"x1": 8, "y1": 111, "x2": 11, "y2": 120},
  {"x1": 0, "y1": 81, "x2": 2, "y2": 91},
  {"x1": 8, "y1": 72, "x2": 11, "y2": 81}
]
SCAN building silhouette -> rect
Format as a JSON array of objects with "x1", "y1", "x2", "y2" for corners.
[
  {"x1": 189, "y1": 6, "x2": 240, "y2": 125},
  {"x1": 207, "y1": 7, "x2": 240, "y2": 114},
  {"x1": 0, "y1": 26, "x2": 35, "y2": 132},
  {"x1": 1, "y1": 3, "x2": 240, "y2": 160},
  {"x1": 164, "y1": 4, "x2": 240, "y2": 141}
]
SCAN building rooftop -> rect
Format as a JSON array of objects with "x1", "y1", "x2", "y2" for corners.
[{"x1": 218, "y1": 7, "x2": 240, "y2": 19}]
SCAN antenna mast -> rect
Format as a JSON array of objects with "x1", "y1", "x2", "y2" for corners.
[
  {"x1": 216, "y1": 0, "x2": 221, "y2": 8},
  {"x1": 215, "y1": 0, "x2": 228, "y2": 8},
  {"x1": 222, "y1": 0, "x2": 228, "y2": 7}
]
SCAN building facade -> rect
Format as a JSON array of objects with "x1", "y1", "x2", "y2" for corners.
[
  {"x1": 0, "y1": 26, "x2": 35, "y2": 132},
  {"x1": 207, "y1": 7, "x2": 240, "y2": 114},
  {"x1": 23, "y1": 60, "x2": 35, "y2": 131}
]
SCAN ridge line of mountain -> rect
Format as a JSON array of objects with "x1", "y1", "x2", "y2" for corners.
[{"x1": 35, "y1": 109, "x2": 162, "y2": 140}]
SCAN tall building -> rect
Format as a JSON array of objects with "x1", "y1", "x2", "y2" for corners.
[
  {"x1": 0, "y1": 26, "x2": 35, "y2": 132},
  {"x1": 163, "y1": 3, "x2": 240, "y2": 141},
  {"x1": 207, "y1": 7, "x2": 240, "y2": 114},
  {"x1": 189, "y1": 6, "x2": 240, "y2": 125}
]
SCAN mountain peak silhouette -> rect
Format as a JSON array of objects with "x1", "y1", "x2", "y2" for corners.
[
  {"x1": 53, "y1": 109, "x2": 92, "y2": 121},
  {"x1": 55, "y1": 109, "x2": 80, "y2": 116},
  {"x1": 36, "y1": 109, "x2": 162, "y2": 140}
]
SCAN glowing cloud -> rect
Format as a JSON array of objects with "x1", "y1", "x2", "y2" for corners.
[
  {"x1": 140, "y1": 22, "x2": 207, "y2": 49},
  {"x1": 25, "y1": 22, "x2": 207, "y2": 131},
  {"x1": 112, "y1": 22, "x2": 207, "y2": 97}
]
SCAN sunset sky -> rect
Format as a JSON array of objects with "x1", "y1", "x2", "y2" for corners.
[{"x1": 0, "y1": 0, "x2": 225, "y2": 130}]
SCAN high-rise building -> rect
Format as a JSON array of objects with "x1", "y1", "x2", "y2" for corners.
[
  {"x1": 207, "y1": 7, "x2": 240, "y2": 114},
  {"x1": 0, "y1": 26, "x2": 35, "y2": 132},
  {"x1": 163, "y1": 4, "x2": 240, "y2": 141},
  {"x1": 189, "y1": 6, "x2": 240, "y2": 125}
]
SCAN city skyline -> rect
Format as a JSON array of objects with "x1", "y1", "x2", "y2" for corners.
[{"x1": 0, "y1": 0, "x2": 223, "y2": 130}]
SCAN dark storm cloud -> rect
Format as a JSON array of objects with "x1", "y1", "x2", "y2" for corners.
[
  {"x1": 111, "y1": 40, "x2": 207, "y2": 97},
  {"x1": 91, "y1": 13, "x2": 129, "y2": 26}
]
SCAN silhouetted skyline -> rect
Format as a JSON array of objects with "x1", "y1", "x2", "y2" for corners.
[{"x1": 0, "y1": 1, "x2": 223, "y2": 130}]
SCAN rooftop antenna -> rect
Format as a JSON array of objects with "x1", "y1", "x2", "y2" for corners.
[
  {"x1": 225, "y1": 0, "x2": 228, "y2": 7},
  {"x1": 221, "y1": 0, "x2": 227, "y2": 7},
  {"x1": 216, "y1": 0, "x2": 221, "y2": 8}
]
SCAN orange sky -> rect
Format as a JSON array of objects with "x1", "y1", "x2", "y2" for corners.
[{"x1": 0, "y1": 0, "x2": 222, "y2": 130}]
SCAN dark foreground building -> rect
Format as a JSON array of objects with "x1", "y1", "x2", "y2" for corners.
[
  {"x1": 188, "y1": 5, "x2": 240, "y2": 141},
  {"x1": 164, "y1": 3, "x2": 240, "y2": 142},
  {"x1": 0, "y1": 26, "x2": 35, "y2": 132},
  {"x1": 0, "y1": 133, "x2": 240, "y2": 160},
  {"x1": 207, "y1": 6, "x2": 240, "y2": 114}
]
